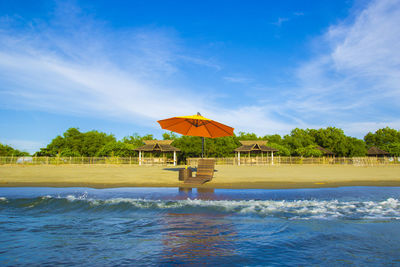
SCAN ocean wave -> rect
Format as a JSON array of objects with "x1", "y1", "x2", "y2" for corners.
[{"x1": 1, "y1": 195, "x2": 400, "y2": 220}]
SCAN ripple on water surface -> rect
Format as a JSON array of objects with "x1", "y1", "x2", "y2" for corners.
[{"x1": 0, "y1": 187, "x2": 400, "y2": 266}]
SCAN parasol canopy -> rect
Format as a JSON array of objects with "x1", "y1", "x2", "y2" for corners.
[
  {"x1": 157, "y1": 113, "x2": 234, "y2": 157},
  {"x1": 157, "y1": 113, "x2": 234, "y2": 138}
]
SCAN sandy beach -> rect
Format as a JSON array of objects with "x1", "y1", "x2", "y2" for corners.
[{"x1": 1, "y1": 164, "x2": 399, "y2": 189}]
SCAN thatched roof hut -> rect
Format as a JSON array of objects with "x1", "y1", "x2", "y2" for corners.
[
  {"x1": 367, "y1": 146, "x2": 390, "y2": 157},
  {"x1": 134, "y1": 140, "x2": 180, "y2": 152},
  {"x1": 234, "y1": 141, "x2": 278, "y2": 166},
  {"x1": 135, "y1": 140, "x2": 180, "y2": 166},
  {"x1": 234, "y1": 141, "x2": 278, "y2": 153},
  {"x1": 316, "y1": 146, "x2": 335, "y2": 156}
]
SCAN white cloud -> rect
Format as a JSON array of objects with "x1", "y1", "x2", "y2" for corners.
[
  {"x1": 0, "y1": 6, "x2": 219, "y2": 127},
  {"x1": 1, "y1": 0, "x2": 400, "y2": 148},
  {"x1": 282, "y1": 0, "x2": 400, "y2": 136},
  {"x1": 210, "y1": 106, "x2": 293, "y2": 136},
  {"x1": 338, "y1": 120, "x2": 400, "y2": 138},
  {"x1": 223, "y1": 76, "x2": 252, "y2": 84},
  {"x1": 0, "y1": 3, "x2": 294, "y2": 141}
]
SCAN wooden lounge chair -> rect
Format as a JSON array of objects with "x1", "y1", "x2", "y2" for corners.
[{"x1": 184, "y1": 158, "x2": 215, "y2": 184}]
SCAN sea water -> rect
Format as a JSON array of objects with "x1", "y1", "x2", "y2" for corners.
[{"x1": 1, "y1": 187, "x2": 400, "y2": 266}]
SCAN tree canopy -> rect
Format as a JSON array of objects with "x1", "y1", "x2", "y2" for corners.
[
  {"x1": 26, "y1": 126, "x2": 400, "y2": 160},
  {"x1": 364, "y1": 127, "x2": 400, "y2": 156},
  {"x1": 0, "y1": 143, "x2": 30, "y2": 156}
]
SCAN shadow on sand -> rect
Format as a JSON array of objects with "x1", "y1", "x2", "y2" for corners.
[{"x1": 163, "y1": 167, "x2": 218, "y2": 173}]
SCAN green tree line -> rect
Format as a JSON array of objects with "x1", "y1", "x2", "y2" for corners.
[
  {"x1": 6, "y1": 126, "x2": 393, "y2": 160},
  {"x1": 0, "y1": 143, "x2": 30, "y2": 156}
]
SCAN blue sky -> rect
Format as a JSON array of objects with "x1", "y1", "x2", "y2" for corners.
[{"x1": 1, "y1": 0, "x2": 400, "y2": 153}]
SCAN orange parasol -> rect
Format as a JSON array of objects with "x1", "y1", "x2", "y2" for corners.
[{"x1": 157, "y1": 112, "x2": 234, "y2": 157}]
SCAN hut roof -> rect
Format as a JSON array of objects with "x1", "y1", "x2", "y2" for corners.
[
  {"x1": 134, "y1": 140, "x2": 180, "y2": 152},
  {"x1": 367, "y1": 146, "x2": 389, "y2": 155},
  {"x1": 239, "y1": 140, "x2": 268, "y2": 146},
  {"x1": 143, "y1": 140, "x2": 174, "y2": 145},
  {"x1": 234, "y1": 140, "x2": 278, "y2": 152},
  {"x1": 316, "y1": 146, "x2": 335, "y2": 155}
]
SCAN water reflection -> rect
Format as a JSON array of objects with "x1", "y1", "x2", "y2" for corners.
[
  {"x1": 160, "y1": 188, "x2": 237, "y2": 264},
  {"x1": 178, "y1": 187, "x2": 192, "y2": 194}
]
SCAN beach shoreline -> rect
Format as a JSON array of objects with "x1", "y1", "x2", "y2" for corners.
[{"x1": 1, "y1": 165, "x2": 399, "y2": 189}]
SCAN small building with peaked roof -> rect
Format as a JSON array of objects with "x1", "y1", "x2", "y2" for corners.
[
  {"x1": 316, "y1": 146, "x2": 335, "y2": 156},
  {"x1": 134, "y1": 140, "x2": 180, "y2": 165},
  {"x1": 234, "y1": 141, "x2": 278, "y2": 165},
  {"x1": 367, "y1": 146, "x2": 390, "y2": 157}
]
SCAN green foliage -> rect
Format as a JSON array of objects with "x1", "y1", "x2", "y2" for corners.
[
  {"x1": 282, "y1": 128, "x2": 316, "y2": 154},
  {"x1": 205, "y1": 136, "x2": 240, "y2": 158},
  {"x1": 237, "y1": 132, "x2": 261, "y2": 140},
  {"x1": 162, "y1": 132, "x2": 179, "y2": 140},
  {"x1": 32, "y1": 126, "x2": 400, "y2": 159},
  {"x1": 96, "y1": 142, "x2": 136, "y2": 157},
  {"x1": 346, "y1": 137, "x2": 367, "y2": 157},
  {"x1": 264, "y1": 134, "x2": 283, "y2": 144},
  {"x1": 267, "y1": 143, "x2": 290, "y2": 156},
  {"x1": 0, "y1": 143, "x2": 30, "y2": 156},
  {"x1": 385, "y1": 142, "x2": 400, "y2": 156},
  {"x1": 295, "y1": 145, "x2": 323, "y2": 157},
  {"x1": 364, "y1": 127, "x2": 400, "y2": 147},
  {"x1": 171, "y1": 136, "x2": 203, "y2": 162},
  {"x1": 364, "y1": 127, "x2": 400, "y2": 155},
  {"x1": 122, "y1": 133, "x2": 153, "y2": 148},
  {"x1": 308, "y1": 127, "x2": 362, "y2": 156},
  {"x1": 60, "y1": 148, "x2": 81, "y2": 157},
  {"x1": 309, "y1": 127, "x2": 345, "y2": 156},
  {"x1": 35, "y1": 128, "x2": 116, "y2": 156}
]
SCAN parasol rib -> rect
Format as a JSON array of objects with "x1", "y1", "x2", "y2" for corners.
[
  {"x1": 204, "y1": 123, "x2": 213, "y2": 138},
  {"x1": 209, "y1": 121, "x2": 233, "y2": 136},
  {"x1": 184, "y1": 119, "x2": 192, "y2": 136}
]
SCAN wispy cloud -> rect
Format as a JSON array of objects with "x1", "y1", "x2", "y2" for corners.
[
  {"x1": 276, "y1": 0, "x2": 400, "y2": 136},
  {"x1": 0, "y1": 4, "x2": 219, "y2": 127},
  {"x1": 1, "y1": 0, "x2": 399, "y2": 145},
  {"x1": 271, "y1": 17, "x2": 289, "y2": 27},
  {"x1": 0, "y1": 2, "x2": 294, "y2": 139},
  {"x1": 223, "y1": 76, "x2": 253, "y2": 84}
]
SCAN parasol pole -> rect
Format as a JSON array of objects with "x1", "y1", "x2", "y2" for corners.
[
  {"x1": 197, "y1": 112, "x2": 205, "y2": 158},
  {"x1": 202, "y1": 137, "x2": 204, "y2": 158}
]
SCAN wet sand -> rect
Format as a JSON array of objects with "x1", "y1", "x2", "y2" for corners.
[{"x1": 0, "y1": 165, "x2": 399, "y2": 189}]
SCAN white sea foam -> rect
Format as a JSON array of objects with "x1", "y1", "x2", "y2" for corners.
[
  {"x1": 65, "y1": 192, "x2": 88, "y2": 201},
  {"x1": 57, "y1": 197, "x2": 400, "y2": 220}
]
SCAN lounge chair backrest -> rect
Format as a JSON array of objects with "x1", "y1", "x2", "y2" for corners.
[{"x1": 196, "y1": 158, "x2": 215, "y2": 178}]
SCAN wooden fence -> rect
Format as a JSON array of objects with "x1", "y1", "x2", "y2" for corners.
[
  {"x1": 187, "y1": 156, "x2": 400, "y2": 166},
  {"x1": 0, "y1": 156, "x2": 141, "y2": 165},
  {"x1": 1, "y1": 156, "x2": 400, "y2": 166}
]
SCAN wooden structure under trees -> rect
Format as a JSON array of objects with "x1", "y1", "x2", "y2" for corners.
[
  {"x1": 234, "y1": 141, "x2": 279, "y2": 165},
  {"x1": 316, "y1": 146, "x2": 335, "y2": 156},
  {"x1": 367, "y1": 146, "x2": 390, "y2": 157},
  {"x1": 134, "y1": 140, "x2": 180, "y2": 166}
]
